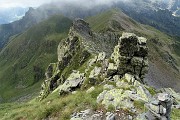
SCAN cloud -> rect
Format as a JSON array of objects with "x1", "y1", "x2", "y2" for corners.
[
  {"x1": 0, "y1": 0, "x2": 54, "y2": 9},
  {"x1": 0, "y1": 0, "x2": 132, "y2": 9}
]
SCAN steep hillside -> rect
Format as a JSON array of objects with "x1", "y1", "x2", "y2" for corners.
[
  {"x1": 0, "y1": 15, "x2": 72, "y2": 102},
  {"x1": 0, "y1": 7, "x2": 62, "y2": 49},
  {"x1": 0, "y1": 19, "x2": 179, "y2": 119},
  {"x1": 1, "y1": 0, "x2": 180, "y2": 50},
  {"x1": 86, "y1": 9, "x2": 180, "y2": 91},
  {"x1": 0, "y1": 4, "x2": 109, "y2": 49}
]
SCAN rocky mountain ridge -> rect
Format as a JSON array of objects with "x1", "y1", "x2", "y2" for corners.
[
  {"x1": 38, "y1": 19, "x2": 180, "y2": 120},
  {"x1": 0, "y1": 8, "x2": 179, "y2": 103},
  {"x1": 0, "y1": 13, "x2": 179, "y2": 119}
]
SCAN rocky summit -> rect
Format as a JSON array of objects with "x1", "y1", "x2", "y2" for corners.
[{"x1": 38, "y1": 19, "x2": 180, "y2": 120}]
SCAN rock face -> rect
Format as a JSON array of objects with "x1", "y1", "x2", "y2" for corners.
[
  {"x1": 39, "y1": 19, "x2": 92, "y2": 99},
  {"x1": 111, "y1": 33, "x2": 148, "y2": 82}
]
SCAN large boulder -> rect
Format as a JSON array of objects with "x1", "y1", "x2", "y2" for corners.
[
  {"x1": 97, "y1": 89, "x2": 134, "y2": 110},
  {"x1": 59, "y1": 71, "x2": 85, "y2": 95}
]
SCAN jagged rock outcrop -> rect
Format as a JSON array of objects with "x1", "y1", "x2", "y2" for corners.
[
  {"x1": 110, "y1": 33, "x2": 148, "y2": 82},
  {"x1": 37, "y1": 19, "x2": 179, "y2": 120},
  {"x1": 39, "y1": 19, "x2": 92, "y2": 99}
]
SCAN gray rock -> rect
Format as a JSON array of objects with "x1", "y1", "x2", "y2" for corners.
[
  {"x1": 45, "y1": 63, "x2": 57, "y2": 79},
  {"x1": 107, "y1": 63, "x2": 117, "y2": 77},
  {"x1": 97, "y1": 90, "x2": 108, "y2": 103},
  {"x1": 97, "y1": 52, "x2": 106, "y2": 62},
  {"x1": 97, "y1": 89, "x2": 134, "y2": 109},
  {"x1": 106, "y1": 113, "x2": 116, "y2": 120},
  {"x1": 103, "y1": 84, "x2": 114, "y2": 90},
  {"x1": 123, "y1": 73, "x2": 135, "y2": 83},
  {"x1": 145, "y1": 93, "x2": 173, "y2": 120},
  {"x1": 59, "y1": 71, "x2": 84, "y2": 94},
  {"x1": 70, "y1": 109, "x2": 102, "y2": 120},
  {"x1": 89, "y1": 67, "x2": 101, "y2": 84},
  {"x1": 128, "y1": 115, "x2": 133, "y2": 120}
]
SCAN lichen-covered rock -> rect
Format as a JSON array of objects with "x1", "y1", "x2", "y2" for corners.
[
  {"x1": 107, "y1": 63, "x2": 117, "y2": 77},
  {"x1": 116, "y1": 80, "x2": 130, "y2": 89},
  {"x1": 97, "y1": 90, "x2": 108, "y2": 103},
  {"x1": 88, "y1": 56, "x2": 97, "y2": 67},
  {"x1": 113, "y1": 75, "x2": 120, "y2": 82},
  {"x1": 110, "y1": 32, "x2": 148, "y2": 82},
  {"x1": 136, "y1": 86, "x2": 150, "y2": 102},
  {"x1": 59, "y1": 71, "x2": 84, "y2": 95},
  {"x1": 97, "y1": 52, "x2": 106, "y2": 62},
  {"x1": 89, "y1": 67, "x2": 101, "y2": 84},
  {"x1": 123, "y1": 73, "x2": 135, "y2": 83},
  {"x1": 103, "y1": 84, "x2": 114, "y2": 90},
  {"x1": 97, "y1": 89, "x2": 134, "y2": 109}
]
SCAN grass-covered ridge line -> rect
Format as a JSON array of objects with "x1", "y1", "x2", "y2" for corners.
[{"x1": 0, "y1": 15, "x2": 72, "y2": 102}]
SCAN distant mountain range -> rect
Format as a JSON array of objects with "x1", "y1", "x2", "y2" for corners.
[
  {"x1": 0, "y1": 7, "x2": 28, "y2": 24},
  {"x1": 151, "y1": 0, "x2": 180, "y2": 16},
  {"x1": 0, "y1": 0, "x2": 179, "y2": 50}
]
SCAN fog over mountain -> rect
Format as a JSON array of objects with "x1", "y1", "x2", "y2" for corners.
[
  {"x1": 0, "y1": 0, "x2": 160, "y2": 9},
  {"x1": 0, "y1": 7, "x2": 28, "y2": 24}
]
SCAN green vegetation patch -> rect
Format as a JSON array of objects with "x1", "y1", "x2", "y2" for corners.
[
  {"x1": 0, "y1": 86, "x2": 103, "y2": 120},
  {"x1": 0, "y1": 15, "x2": 72, "y2": 102},
  {"x1": 171, "y1": 108, "x2": 180, "y2": 120}
]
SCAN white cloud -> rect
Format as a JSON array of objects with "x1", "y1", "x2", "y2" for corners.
[
  {"x1": 0, "y1": 0, "x2": 54, "y2": 9},
  {"x1": 0, "y1": 0, "x2": 132, "y2": 9}
]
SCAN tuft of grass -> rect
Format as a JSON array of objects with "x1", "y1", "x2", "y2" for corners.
[
  {"x1": 171, "y1": 108, "x2": 180, "y2": 120},
  {"x1": 107, "y1": 104, "x2": 115, "y2": 112},
  {"x1": 145, "y1": 86, "x2": 156, "y2": 96},
  {"x1": 134, "y1": 100, "x2": 145, "y2": 113}
]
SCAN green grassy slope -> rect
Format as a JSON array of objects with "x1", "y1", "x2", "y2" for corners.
[
  {"x1": 86, "y1": 9, "x2": 143, "y2": 34},
  {"x1": 0, "y1": 15, "x2": 72, "y2": 102},
  {"x1": 87, "y1": 9, "x2": 180, "y2": 91},
  {"x1": 0, "y1": 9, "x2": 179, "y2": 120}
]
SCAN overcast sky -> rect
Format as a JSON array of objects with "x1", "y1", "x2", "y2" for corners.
[
  {"x1": 0, "y1": 0, "x2": 133, "y2": 9},
  {"x1": 0, "y1": 0, "x2": 55, "y2": 9},
  {"x1": 0, "y1": 0, "x2": 170, "y2": 9}
]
